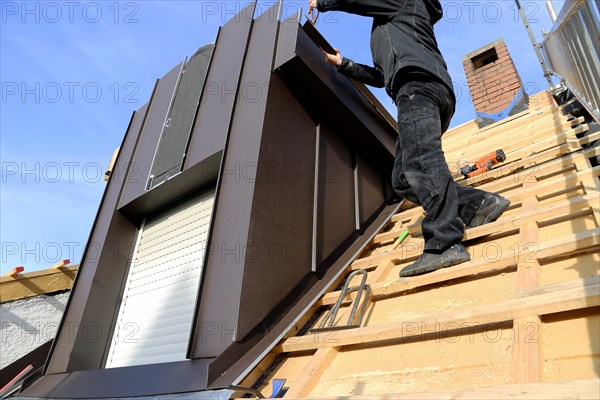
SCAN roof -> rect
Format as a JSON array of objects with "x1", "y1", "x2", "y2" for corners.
[
  {"x1": 232, "y1": 88, "x2": 600, "y2": 398},
  {"x1": 1, "y1": 263, "x2": 78, "y2": 303},
  {"x1": 1, "y1": 263, "x2": 78, "y2": 392},
  {"x1": 5, "y1": 90, "x2": 598, "y2": 399}
]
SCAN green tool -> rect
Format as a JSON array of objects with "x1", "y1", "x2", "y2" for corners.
[{"x1": 391, "y1": 230, "x2": 410, "y2": 251}]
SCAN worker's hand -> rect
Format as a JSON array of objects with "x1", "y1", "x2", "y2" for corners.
[
  {"x1": 322, "y1": 48, "x2": 343, "y2": 67},
  {"x1": 308, "y1": 0, "x2": 318, "y2": 23}
]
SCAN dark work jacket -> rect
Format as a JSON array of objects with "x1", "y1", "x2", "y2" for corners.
[{"x1": 317, "y1": 0, "x2": 454, "y2": 103}]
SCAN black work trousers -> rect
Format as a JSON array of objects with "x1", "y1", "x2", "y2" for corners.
[{"x1": 392, "y1": 79, "x2": 485, "y2": 252}]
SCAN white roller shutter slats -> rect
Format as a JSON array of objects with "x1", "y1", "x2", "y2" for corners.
[{"x1": 106, "y1": 189, "x2": 215, "y2": 368}]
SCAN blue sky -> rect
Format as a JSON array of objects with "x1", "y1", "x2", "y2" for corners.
[{"x1": 0, "y1": 0, "x2": 565, "y2": 274}]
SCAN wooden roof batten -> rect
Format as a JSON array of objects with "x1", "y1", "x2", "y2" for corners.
[{"x1": 235, "y1": 89, "x2": 600, "y2": 399}]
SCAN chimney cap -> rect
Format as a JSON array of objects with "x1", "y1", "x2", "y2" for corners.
[{"x1": 462, "y1": 38, "x2": 506, "y2": 63}]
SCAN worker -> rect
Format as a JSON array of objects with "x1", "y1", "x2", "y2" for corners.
[{"x1": 309, "y1": 0, "x2": 510, "y2": 277}]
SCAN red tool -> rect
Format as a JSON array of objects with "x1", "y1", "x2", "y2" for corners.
[
  {"x1": 460, "y1": 149, "x2": 506, "y2": 178},
  {"x1": 0, "y1": 364, "x2": 33, "y2": 396}
]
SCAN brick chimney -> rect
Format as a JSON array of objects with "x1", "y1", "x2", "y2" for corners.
[{"x1": 463, "y1": 39, "x2": 529, "y2": 128}]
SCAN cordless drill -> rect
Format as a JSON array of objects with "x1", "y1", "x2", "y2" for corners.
[{"x1": 460, "y1": 149, "x2": 506, "y2": 178}]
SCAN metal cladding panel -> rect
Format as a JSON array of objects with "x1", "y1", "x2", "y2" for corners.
[
  {"x1": 119, "y1": 62, "x2": 184, "y2": 209},
  {"x1": 21, "y1": 359, "x2": 212, "y2": 398},
  {"x1": 106, "y1": 190, "x2": 215, "y2": 369},
  {"x1": 46, "y1": 105, "x2": 149, "y2": 374},
  {"x1": 274, "y1": 19, "x2": 397, "y2": 170},
  {"x1": 237, "y1": 73, "x2": 316, "y2": 339},
  {"x1": 316, "y1": 120, "x2": 356, "y2": 265},
  {"x1": 192, "y1": 4, "x2": 281, "y2": 359},
  {"x1": 184, "y1": 3, "x2": 256, "y2": 170},
  {"x1": 149, "y1": 45, "x2": 215, "y2": 189},
  {"x1": 300, "y1": 20, "x2": 398, "y2": 130},
  {"x1": 207, "y1": 203, "x2": 401, "y2": 388},
  {"x1": 357, "y1": 152, "x2": 386, "y2": 227},
  {"x1": 67, "y1": 213, "x2": 139, "y2": 372}
]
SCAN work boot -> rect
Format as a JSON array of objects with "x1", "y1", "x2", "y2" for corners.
[
  {"x1": 399, "y1": 244, "x2": 470, "y2": 277},
  {"x1": 467, "y1": 193, "x2": 511, "y2": 228}
]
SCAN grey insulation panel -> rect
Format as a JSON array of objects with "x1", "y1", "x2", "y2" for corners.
[
  {"x1": 148, "y1": 44, "x2": 215, "y2": 189},
  {"x1": 119, "y1": 62, "x2": 184, "y2": 209}
]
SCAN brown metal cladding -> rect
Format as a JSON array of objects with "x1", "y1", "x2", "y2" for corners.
[
  {"x1": 207, "y1": 202, "x2": 401, "y2": 388},
  {"x1": 66, "y1": 211, "x2": 138, "y2": 372},
  {"x1": 315, "y1": 120, "x2": 356, "y2": 265},
  {"x1": 118, "y1": 62, "x2": 184, "y2": 209},
  {"x1": 192, "y1": 3, "x2": 282, "y2": 359},
  {"x1": 22, "y1": 359, "x2": 211, "y2": 398},
  {"x1": 275, "y1": 20, "x2": 397, "y2": 167},
  {"x1": 237, "y1": 71, "x2": 317, "y2": 343},
  {"x1": 356, "y1": 152, "x2": 386, "y2": 228},
  {"x1": 45, "y1": 103, "x2": 150, "y2": 375},
  {"x1": 185, "y1": 2, "x2": 257, "y2": 360},
  {"x1": 203, "y1": 13, "x2": 398, "y2": 385},
  {"x1": 184, "y1": 4, "x2": 257, "y2": 170},
  {"x1": 23, "y1": 3, "x2": 399, "y2": 397},
  {"x1": 229, "y1": 2, "x2": 318, "y2": 344}
]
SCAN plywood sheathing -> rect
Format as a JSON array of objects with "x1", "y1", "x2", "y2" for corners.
[{"x1": 240, "y1": 90, "x2": 600, "y2": 398}]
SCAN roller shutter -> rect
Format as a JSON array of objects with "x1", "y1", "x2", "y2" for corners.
[{"x1": 106, "y1": 189, "x2": 215, "y2": 368}]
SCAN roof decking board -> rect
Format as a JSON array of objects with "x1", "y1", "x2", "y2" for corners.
[{"x1": 239, "y1": 89, "x2": 600, "y2": 397}]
